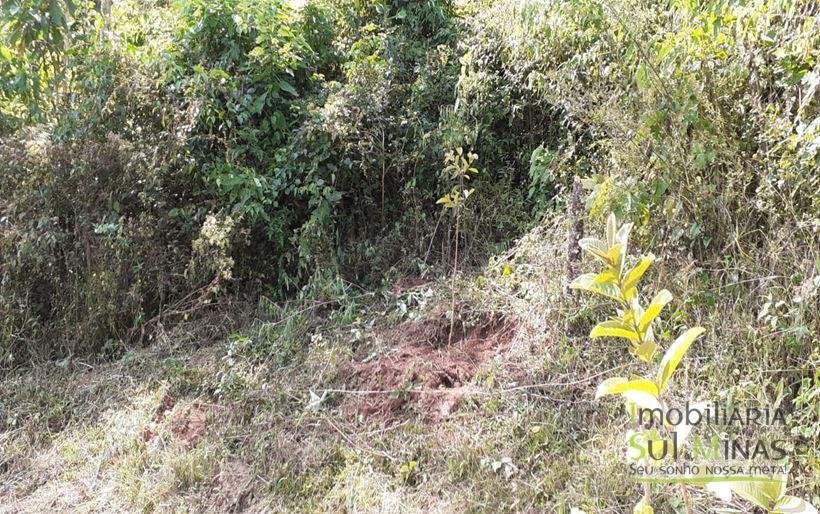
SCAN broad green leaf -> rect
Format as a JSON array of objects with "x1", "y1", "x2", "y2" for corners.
[
  {"x1": 633, "y1": 497, "x2": 653, "y2": 514},
  {"x1": 593, "y1": 267, "x2": 619, "y2": 285},
  {"x1": 596, "y1": 377, "x2": 659, "y2": 399},
  {"x1": 607, "y1": 244, "x2": 623, "y2": 271},
  {"x1": 590, "y1": 320, "x2": 640, "y2": 341},
  {"x1": 570, "y1": 274, "x2": 622, "y2": 302},
  {"x1": 634, "y1": 339, "x2": 657, "y2": 362},
  {"x1": 730, "y1": 476, "x2": 786, "y2": 510},
  {"x1": 636, "y1": 62, "x2": 649, "y2": 89},
  {"x1": 615, "y1": 222, "x2": 633, "y2": 246},
  {"x1": 657, "y1": 327, "x2": 705, "y2": 393},
  {"x1": 579, "y1": 238, "x2": 612, "y2": 265},
  {"x1": 622, "y1": 255, "x2": 655, "y2": 300},
  {"x1": 606, "y1": 212, "x2": 617, "y2": 248},
  {"x1": 279, "y1": 80, "x2": 298, "y2": 97},
  {"x1": 615, "y1": 222, "x2": 634, "y2": 263},
  {"x1": 638, "y1": 289, "x2": 673, "y2": 334},
  {"x1": 774, "y1": 495, "x2": 818, "y2": 514}
]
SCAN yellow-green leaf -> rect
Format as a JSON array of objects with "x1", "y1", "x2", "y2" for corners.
[
  {"x1": 593, "y1": 267, "x2": 619, "y2": 285},
  {"x1": 607, "y1": 244, "x2": 623, "y2": 271},
  {"x1": 633, "y1": 498, "x2": 654, "y2": 514},
  {"x1": 657, "y1": 327, "x2": 706, "y2": 393},
  {"x1": 774, "y1": 495, "x2": 818, "y2": 514},
  {"x1": 615, "y1": 221, "x2": 634, "y2": 246},
  {"x1": 569, "y1": 273, "x2": 597, "y2": 290},
  {"x1": 622, "y1": 255, "x2": 655, "y2": 300},
  {"x1": 569, "y1": 273, "x2": 622, "y2": 302},
  {"x1": 623, "y1": 390, "x2": 661, "y2": 410},
  {"x1": 634, "y1": 339, "x2": 658, "y2": 362},
  {"x1": 590, "y1": 320, "x2": 640, "y2": 341},
  {"x1": 606, "y1": 212, "x2": 617, "y2": 248},
  {"x1": 595, "y1": 377, "x2": 659, "y2": 399},
  {"x1": 730, "y1": 475, "x2": 787, "y2": 510},
  {"x1": 579, "y1": 238, "x2": 612, "y2": 265},
  {"x1": 638, "y1": 289, "x2": 673, "y2": 334}
]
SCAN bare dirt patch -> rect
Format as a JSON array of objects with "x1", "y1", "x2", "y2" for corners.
[
  {"x1": 154, "y1": 393, "x2": 176, "y2": 422},
  {"x1": 390, "y1": 276, "x2": 430, "y2": 296},
  {"x1": 347, "y1": 309, "x2": 516, "y2": 420},
  {"x1": 169, "y1": 401, "x2": 210, "y2": 448}
]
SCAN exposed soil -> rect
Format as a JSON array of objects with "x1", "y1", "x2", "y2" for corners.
[
  {"x1": 390, "y1": 276, "x2": 430, "y2": 296},
  {"x1": 347, "y1": 309, "x2": 516, "y2": 421},
  {"x1": 154, "y1": 393, "x2": 176, "y2": 422},
  {"x1": 169, "y1": 401, "x2": 210, "y2": 448},
  {"x1": 142, "y1": 396, "x2": 209, "y2": 448}
]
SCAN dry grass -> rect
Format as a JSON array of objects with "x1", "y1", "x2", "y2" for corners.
[{"x1": 1, "y1": 214, "x2": 817, "y2": 512}]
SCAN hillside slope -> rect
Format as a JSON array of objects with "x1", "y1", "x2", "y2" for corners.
[{"x1": 2, "y1": 215, "x2": 817, "y2": 512}]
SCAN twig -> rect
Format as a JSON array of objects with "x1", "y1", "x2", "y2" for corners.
[
  {"x1": 318, "y1": 364, "x2": 627, "y2": 398},
  {"x1": 324, "y1": 417, "x2": 395, "y2": 462}
]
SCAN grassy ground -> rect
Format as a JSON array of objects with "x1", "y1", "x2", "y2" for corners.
[{"x1": 1, "y1": 216, "x2": 817, "y2": 512}]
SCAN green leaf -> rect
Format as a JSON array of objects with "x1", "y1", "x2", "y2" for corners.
[
  {"x1": 657, "y1": 327, "x2": 705, "y2": 393},
  {"x1": 590, "y1": 320, "x2": 640, "y2": 341},
  {"x1": 638, "y1": 289, "x2": 673, "y2": 334},
  {"x1": 636, "y1": 63, "x2": 649, "y2": 89},
  {"x1": 633, "y1": 498, "x2": 654, "y2": 514},
  {"x1": 774, "y1": 495, "x2": 818, "y2": 514},
  {"x1": 634, "y1": 340, "x2": 658, "y2": 362},
  {"x1": 579, "y1": 238, "x2": 612, "y2": 265},
  {"x1": 606, "y1": 212, "x2": 617, "y2": 248},
  {"x1": 730, "y1": 475, "x2": 787, "y2": 510},
  {"x1": 622, "y1": 255, "x2": 655, "y2": 300},
  {"x1": 593, "y1": 267, "x2": 619, "y2": 285},
  {"x1": 569, "y1": 273, "x2": 622, "y2": 302},
  {"x1": 596, "y1": 377, "x2": 659, "y2": 399},
  {"x1": 279, "y1": 80, "x2": 298, "y2": 97},
  {"x1": 251, "y1": 91, "x2": 268, "y2": 114}
]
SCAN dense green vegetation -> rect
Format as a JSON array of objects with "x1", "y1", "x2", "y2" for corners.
[
  {"x1": 2, "y1": 0, "x2": 815, "y2": 365},
  {"x1": 1, "y1": 0, "x2": 557, "y2": 362},
  {"x1": 1, "y1": 0, "x2": 817, "y2": 512}
]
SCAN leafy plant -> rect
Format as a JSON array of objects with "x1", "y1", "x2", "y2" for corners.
[
  {"x1": 730, "y1": 474, "x2": 816, "y2": 514},
  {"x1": 571, "y1": 212, "x2": 817, "y2": 514},
  {"x1": 437, "y1": 146, "x2": 478, "y2": 344},
  {"x1": 571, "y1": 212, "x2": 704, "y2": 512}
]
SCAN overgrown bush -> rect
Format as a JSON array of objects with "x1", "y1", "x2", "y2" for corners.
[{"x1": 1, "y1": 0, "x2": 816, "y2": 368}]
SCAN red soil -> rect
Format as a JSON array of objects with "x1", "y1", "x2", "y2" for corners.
[{"x1": 347, "y1": 309, "x2": 516, "y2": 421}]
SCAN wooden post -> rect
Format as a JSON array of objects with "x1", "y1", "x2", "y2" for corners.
[{"x1": 566, "y1": 175, "x2": 584, "y2": 294}]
